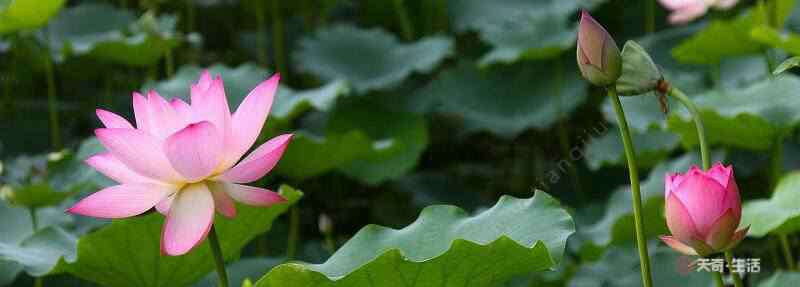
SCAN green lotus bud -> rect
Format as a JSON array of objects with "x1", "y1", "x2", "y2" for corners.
[
  {"x1": 577, "y1": 10, "x2": 622, "y2": 87},
  {"x1": 616, "y1": 41, "x2": 664, "y2": 96}
]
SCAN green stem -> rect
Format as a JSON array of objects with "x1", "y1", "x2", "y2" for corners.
[
  {"x1": 271, "y1": 0, "x2": 287, "y2": 77},
  {"x1": 256, "y1": 0, "x2": 268, "y2": 66},
  {"x1": 44, "y1": 54, "x2": 61, "y2": 149},
  {"x1": 725, "y1": 251, "x2": 744, "y2": 287},
  {"x1": 323, "y1": 233, "x2": 336, "y2": 255},
  {"x1": 554, "y1": 61, "x2": 582, "y2": 199},
  {"x1": 392, "y1": 0, "x2": 415, "y2": 40},
  {"x1": 30, "y1": 208, "x2": 42, "y2": 287},
  {"x1": 667, "y1": 87, "x2": 710, "y2": 170},
  {"x1": 608, "y1": 87, "x2": 654, "y2": 287},
  {"x1": 645, "y1": 0, "x2": 655, "y2": 34},
  {"x1": 712, "y1": 271, "x2": 725, "y2": 287},
  {"x1": 769, "y1": 134, "x2": 785, "y2": 192},
  {"x1": 286, "y1": 207, "x2": 300, "y2": 259},
  {"x1": 208, "y1": 226, "x2": 229, "y2": 287},
  {"x1": 164, "y1": 48, "x2": 174, "y2": 77},
  {"x1": 185, "y1": 0, "x2": 194, "y2": 33},
  {"x1": 29, "y1": 208, "x2": 38, "y2": 231},
  {"x1": 779, "y1": 234, "x2": 797, "y2": 270}
]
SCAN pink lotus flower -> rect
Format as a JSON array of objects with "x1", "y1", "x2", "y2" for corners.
[
  {"x1": 658, "y1": 0, "x2": 739, "y2": 24},
  {"x1": 660, "y1": 163, "x2": 748, "y2": 257},
  {"x1": 577, "y1": 10, "x2": 621, "y2": 87},
  {"x1": 68, "y1": 71, "x2": 292, "y2": 256}
]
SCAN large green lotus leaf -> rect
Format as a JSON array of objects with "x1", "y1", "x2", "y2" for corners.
[
  {"x1": 751, "y1": 25, "x2": 800, "y2": 56},
  {"x1": 475, "y1": 10, "x2": 575, "y2": 66},
  {"x1": 143, "y1": 63, "x2": 347, "y2": 124},
  {"x1": 740, "y1": 172, "x2": 800, "y2": 237},
  {"x1": 0, "y1": 199, "x2": 77, "y2": 283},
  {"x1": 420, "y1": 61, "x2": 587, "y2": 138},
  {"x1": 667, "y1": 76, "x2": 800, "y2": 150},
  {"x1": 326, "y1": 97, "x2": 429, "y2": 185},
  {"x1": 601, "y1": 25, "x2": 710, "y2": 133},
  {"x1": 757, "y1": 272, "x2": 800, "y2": 287},
  {"x1": 58, "y1": 186, "x2": 302, "y2": 287},
  {"x1": 672, "y1": 11, "x2": 764, "y2": 65},
  {"x1": 580, "y1": 152, "x2": 724, "y2": 248},
  {"x1": 0, "y1": 227, "x2": 77, "y2": 276},
  {"x1": 0, "y1": 199, "x2": 32, "y2": 285},
  {"x1": 294, "y1": 24, "x2": 453, "y2": 93},
  {"x1": 448, "y1": 0, "x2": 598, "y2": 32},
  {"x1": 585, "y1": 127, "x2": 679, "y2": 170},
  {"x1": 449, "y1": 0, "x2": 607, "y2": 65},
  {"x1": 569, "y1": 243, "x2": 712, "y2": 287},
  {"x1": 44, "y1": 3, "x2": 177, "y2": 66},
  {"x1": 254, "y1": 191, "x2": 574, "y2": 287},
  {"x1": 0, "y1": 0, "x2": 65, "y2": 34},
  {"x1": 274, "y1": 130, "x2": 372, "y2": 181}
]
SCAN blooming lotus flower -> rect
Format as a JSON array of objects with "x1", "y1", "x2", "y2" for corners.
[
  {"x1": 68, "y1": 71, "x2": 292, "y2": 256},
  {"x1": 658, "y1": 0, "x2": 739, "y2": 24},
  {"x1": 577, "y1": 10, "x2": 621, "y2": 87},
  {"x1": 660, "y1": 163, "x2": 748, "y2": 257}
]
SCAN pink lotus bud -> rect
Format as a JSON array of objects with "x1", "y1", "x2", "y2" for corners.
[
  {"x1": 660, "y1": 163, "x2": 749, "y2": 257},
  {"x1": 577, "y1": 10, "x2": 621, "y2": 87},
  {"x1": 658, "y1": 0, "x2": 739, "y2": 24}
]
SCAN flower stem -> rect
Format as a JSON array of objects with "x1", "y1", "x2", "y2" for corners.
[
  {"x1": 164, "y1": 48, "x2": 175, "y2": 77},
  {"x1": 286, "y1": 206, "x2": 300, "y2": 259},
  {"x1": 255, "y1": 0, "x2": 268, "y2": 66},
  {"x1": 645, "y1": 0, "x2": 655, "y2": 34},
  {"x1": 667, "y1": 87, "x2": 710, "y2": 170},
  {"x1": 608, "y1": 87, "x2": 654, "y2": 287},
  {"x1": 271, "y1": 0, "x2": 287, "y2": 78},
  {"x1": 29, "y1": 208, "x2": 43, "y2": 287},
  {"x1": 44, "y1": 53, "x2": 61, "y2": 149},
  {"x1": 712, "y1": 271, "x2": 725, "y2": 287},
  {"x1": 725, "y1": 251, "x2": 744, "y2": 287},
  {"x1": 554, "y1": 60, "x2": 582, "y2": 199},
  {"x1": 779, "y1": 234, "x2": 797, "y2": 270},
  {"x1": 208, "y1": 226, "x2": 228, "y2": 287},
  {"x1": 392, "y1": 0, "x2": 415, "y2": 40}
]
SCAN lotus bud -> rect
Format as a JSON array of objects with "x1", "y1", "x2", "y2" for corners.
[
  {"x1": 577, "y1": 10, "x2": 622, "y2": 87},
  {"x1": 660, "y1": 163, "x2": 749, "y2": 257},
  {"x1": 616, "y1": 41, "x2": 664, "y2": 96}
]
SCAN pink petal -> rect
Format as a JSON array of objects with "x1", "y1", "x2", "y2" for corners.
[
  {"x1": 95, "y1": 128, "x2": 183, "y2": 183},
  {"x1": 223, "y1": 74, "x2": 280, "y2": 167},
  {"x1": 578, "y1": 11, "x2": 609, "y2": 68},
  {"x1": 723, "y1": 227, "x2": 749, "y2": 250},
  {"x1": 96, "y1": 109, "x2": 134, "y2": 129},
  {"x1": 155, "y1": 193, "x2": 174, "y2": 215},
  {"x1": 163, "y1": 121, "x2": 224, "y2": 182},
  {"x1": 132, "y1": 92, "x2": 151, "y2": 132},
  {"x1": 85, "y1": 152, "x2": 153, "y2": 184},
  {"x1": 218, "y1": 134, "x2": 292, "y2": 183},
  {"x1": 658, "y1": 0, "x2": 699, "y2": 10},
  {"x1": 666, "y1": 193, "x2": 700, "y2": 243},
  {"x1": 145, "y1": 91, "x2": 187, "y2": 139},
  {"x1": 210, "y1": 188, "x2": 237, "y2": 218},
  {"x1": 704, "y1": 208, "x2": 738, "y2": 250},
  {"x1": 706, "y1": 163, "x2": 733, "y2": 189},
  {"x1": 67, "y1": 183, "x2": 175, "y2": 218},
  {"x1": 170, "y1": 98, "x2": 193, "y2": 123},
  {"x1": 673, "y1": 172, "x2": 728, "y2": 232},
  {"x1": 660, "y1": 235, "x2": 698, "y2": 256},
  {"x1": 212, "y1": 182, "x2": 286, "y2": 206},
  {"x1": 161, "y1": 183, "x2": 215, "y2": 256},
  {"x1": 668, "y1": 3, "x2": 709, "y2": 24},
  {"x1": 190, "y1": 75, "x2": 231, "y2": 142}
]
